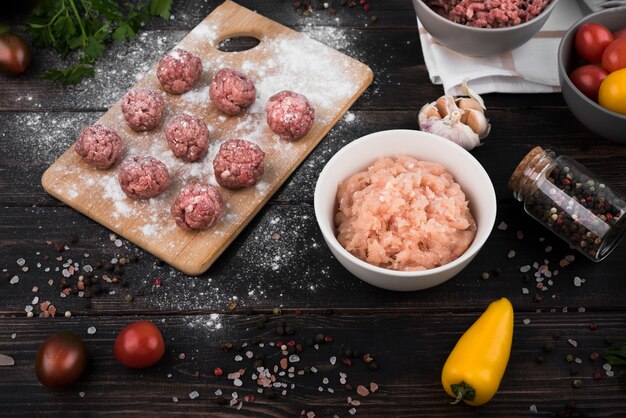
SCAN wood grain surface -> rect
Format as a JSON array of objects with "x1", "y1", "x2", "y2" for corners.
[
  {"x1": 41, "y1": 0, "x2": 373, "y2": 276},
  {"x1": 1, "y1": 0, "x2": 625, "y2": 417}
]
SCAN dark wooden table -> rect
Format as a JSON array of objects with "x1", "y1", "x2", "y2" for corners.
[{"x1": 1, "y1": 1, "x2": 625, "y2": 416}]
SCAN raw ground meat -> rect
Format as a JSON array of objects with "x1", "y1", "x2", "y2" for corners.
[
  {"x1": 212, "y1": 139, "x2": 265, "y2": 190},
  {"x1": 335, "y1": 155, "x2": 477, "y2": 271},
  {"x1": 118, "y1": 155, "x2": 170, "y2": 200},
  {"x1": 165, "y1": 114, "x2": 209, "y2": 162},
  {"x1": 74, "y1": 124, "x2": 122, "y2": 170},
  {"x1": 265, "y1": 90, "x2": 315, "y2": 142},
  {"x1": 121, "y1": 88, "x2": 165, "y2": 132},
  {"x1": 424, "y1": 0, "x2": 552, "y2": 28},
  {"x1": 171, "y1": 183, "x2": 224, "y2": 231},
  {"x1": 209, "y1": 68, "x2": 256, "y2": 116},
  {"x1": 157, "y1": 48, "x2": 203, "y2": 94}
]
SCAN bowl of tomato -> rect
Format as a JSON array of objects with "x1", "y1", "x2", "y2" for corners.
[{"x1": 558, "y1": 7, "x2": 626, "y2": 143}]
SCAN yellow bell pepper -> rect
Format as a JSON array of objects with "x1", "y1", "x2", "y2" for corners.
[{"x1": 441, "y1": 297, "x2": 514, "y2": 406}]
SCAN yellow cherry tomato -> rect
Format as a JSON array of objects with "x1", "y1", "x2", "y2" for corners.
[{"x1": 598, "y1": 68, "x2": 626, "y2": 116}]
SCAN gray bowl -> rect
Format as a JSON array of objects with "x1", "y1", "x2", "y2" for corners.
[
  {"x1": 558, "y1": 7, "x2": 626, "y2": 144},
  {"x1": 413, "y1": 0, "x2": 561, "y2": 57}
]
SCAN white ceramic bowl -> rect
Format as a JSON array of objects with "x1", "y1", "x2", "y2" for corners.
[{"x1": 314, "y1": 130, "x2": 497, "y2": 291}]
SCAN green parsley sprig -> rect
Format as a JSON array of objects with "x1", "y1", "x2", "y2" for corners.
[{"x1": 26, "y1": 0, "x2": 173, "y2": 85}]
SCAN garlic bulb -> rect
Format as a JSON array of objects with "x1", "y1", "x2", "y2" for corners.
[{"x1": 418, "y1": 85, "x2": 490, "y2": 150}]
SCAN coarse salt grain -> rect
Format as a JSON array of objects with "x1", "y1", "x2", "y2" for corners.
[
  {"x1": 10, "y1": 276, "x2": 19, "y2": 285},
  {"x1": 330, "y1": 356, "x2": 337, "y2": 365},
  {"x1": 520, "y1": 265, "x2": 531, "y2": 273},
  {"x1": 189, "y1": 391, "x2": 199, "y2": 399},
  {"x1": 87, "y1": 327, "x2": 96, "y2": 335},
  {"x1": 530, "y1": 405, "x2": 538, "y2": 413},
  {"x1": 497, "y1": 221, "x2": 508, "y2": 231},
  {"x1": 172, "y1": 397, "x2": 178, "y2": 402},
  {"x1": 79, "y1": 392, "x2": 85, "y2": 398},
  {"x1": 523, "y1": 319, "x2": 531, "y2": 325},
  {"x1": 568, "y1": 339, "x2": 578, "y2": 348},
  {"x1": 507, "y1": 250, "x2": 516, "y2": 258},
  {"x1": 17, "y1": 258, "x2": 25, "y2": 266},
  {"x1": 349, "y1": 408, "x2": 357, "y2": 415}
]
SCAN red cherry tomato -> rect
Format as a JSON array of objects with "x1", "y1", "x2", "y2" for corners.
[
  {"x1": 602, "y1": 38, "x2": 626, "y2": 73},
  {"x1": 614, "y1": 28, "x2": 626, "y2": 40},
  {"x1": 0, "y1": 32, "x2": 31, "y2": 75},
  {"x1": 114, "y1": 321, "x2": 165, "y2": 369},
  {"x1": 569, "y1": 64, "x2": 609, "y2": 102},
  {"x1": 575, "y1": 23, "x2": 614, "y2": 63},
  {"x1": 35, "y1": 332, "x2": 87, "y2": 388}
]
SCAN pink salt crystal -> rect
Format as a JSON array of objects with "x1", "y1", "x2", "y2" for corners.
[{"x1": 356, "y1": 385, "x2": 370, "y2": 397}]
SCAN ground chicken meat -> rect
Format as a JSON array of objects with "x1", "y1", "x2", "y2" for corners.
[
  {"x1": 165, "y1": 114, "x2": 209, "y2": 162},
  {"x1": 209, "y1": 68, "x2": 257, "y2": 116},
  {"x1": 335, "y1": 156, "x2": 477, "y2": 271},
  {"x1": 74, "y1": 124, "x2": 122, "y2": 170},
  {"x1": 121, "y1": 88, "x2": 165, "y2": 132},
  {"x1": 157, "y1": 48, "x2": 203, "y2": 94},
  {"x1": 266, "y1": 90, "x2": 315, "y2": 141},
  {"x1": 171, "y1": 183, "x2": 224, "y2": 231},
  {"x1": 424, "y1": 0, "x2": 552, "y2": 28},
  {"x1": 118, "y1": 155, "x2": 170, "y2": 200},
  {"x1": 212, "y1": 139, "x2": 265, "y2": 190}
]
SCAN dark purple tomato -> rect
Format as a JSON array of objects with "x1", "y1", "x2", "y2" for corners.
[
  {"x1": 0, "y1": 32, "x2": 31, "y2": 75},
  {"x1": 35, "y1": 332, "x2": 87, "y2": 388}
]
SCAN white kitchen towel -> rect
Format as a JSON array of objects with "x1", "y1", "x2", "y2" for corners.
[{"x1": 419, "y1": 1, "x2": 585, "y2": 95}]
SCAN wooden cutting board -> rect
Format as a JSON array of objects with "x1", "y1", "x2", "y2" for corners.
[{"x1": 41, "y1": 0, "x2": 373, "y2": 276}]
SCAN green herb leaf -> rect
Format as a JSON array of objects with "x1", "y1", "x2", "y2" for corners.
[
  {"x1": 84, "y1": 37, "x2": 105, "y2": 62},
  {"x1": 43, "y1": 64, "x2": 95, "y2": 85},
  {"x1": 150, "y1": 0, "x2": 173, "y2": 19},
  {"x1": 112, "y1": 22, "x2": 136, "y2": 42},
  {"x1": 604, "y1": 344, "x2": 626, "y2": 366},
  {"x1": 26, "y1": 0, "x2": 171, "y2": 85}
]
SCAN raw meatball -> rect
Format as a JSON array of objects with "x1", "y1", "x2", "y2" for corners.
[
  {"x1": 209, "y1": 68, "x2": 256, "y2": 115},
  {"x1": 266, "y1": 90, "x2": 315, "y2": 141},
  {"x1": 121, "y1": 88, "x2": 165, "y2": 132},
  {"x1": 171, "y1": 183, "x2": 224, "y2": 231},
  {"x1": 165, "y1": 114, "x2": 209, "y2": 162},
  {"x1": 118, "y1": 155, "x2": 170, "y2": 200},
  {"x1": 74, "y1": 125, "x2": 122, "y2": 170},
  {"x1": 157, "y1": 48, "x2": 203, "y2": 94},
  {"x1": 212, "y1": 139, "x2": 265, "y2": 190}
]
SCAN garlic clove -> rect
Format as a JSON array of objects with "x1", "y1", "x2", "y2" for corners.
[
  {"x1": 435, "y1": 96, "x2": 449, "y2": 118},
  {"x1": 461, "y1": 108, "x2": 490, "y2": 138},
  {"x1": 456, "y1": 98, "x2": 484, "y2": 114},
  {"x1": 418, "y1": 103, "x2": 442, "y2": 128},
  {"x1": 421, "y1": 104, "x2": 441, "y2": 120}
]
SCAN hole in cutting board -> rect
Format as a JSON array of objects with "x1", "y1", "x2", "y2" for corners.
[{"x1": 216, "y1": 36, "x2": 260, "y2": 52}]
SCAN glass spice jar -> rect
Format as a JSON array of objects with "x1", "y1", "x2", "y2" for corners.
[{"x1": 509, "y1": 146, "x2": 626, "y2": 261}]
